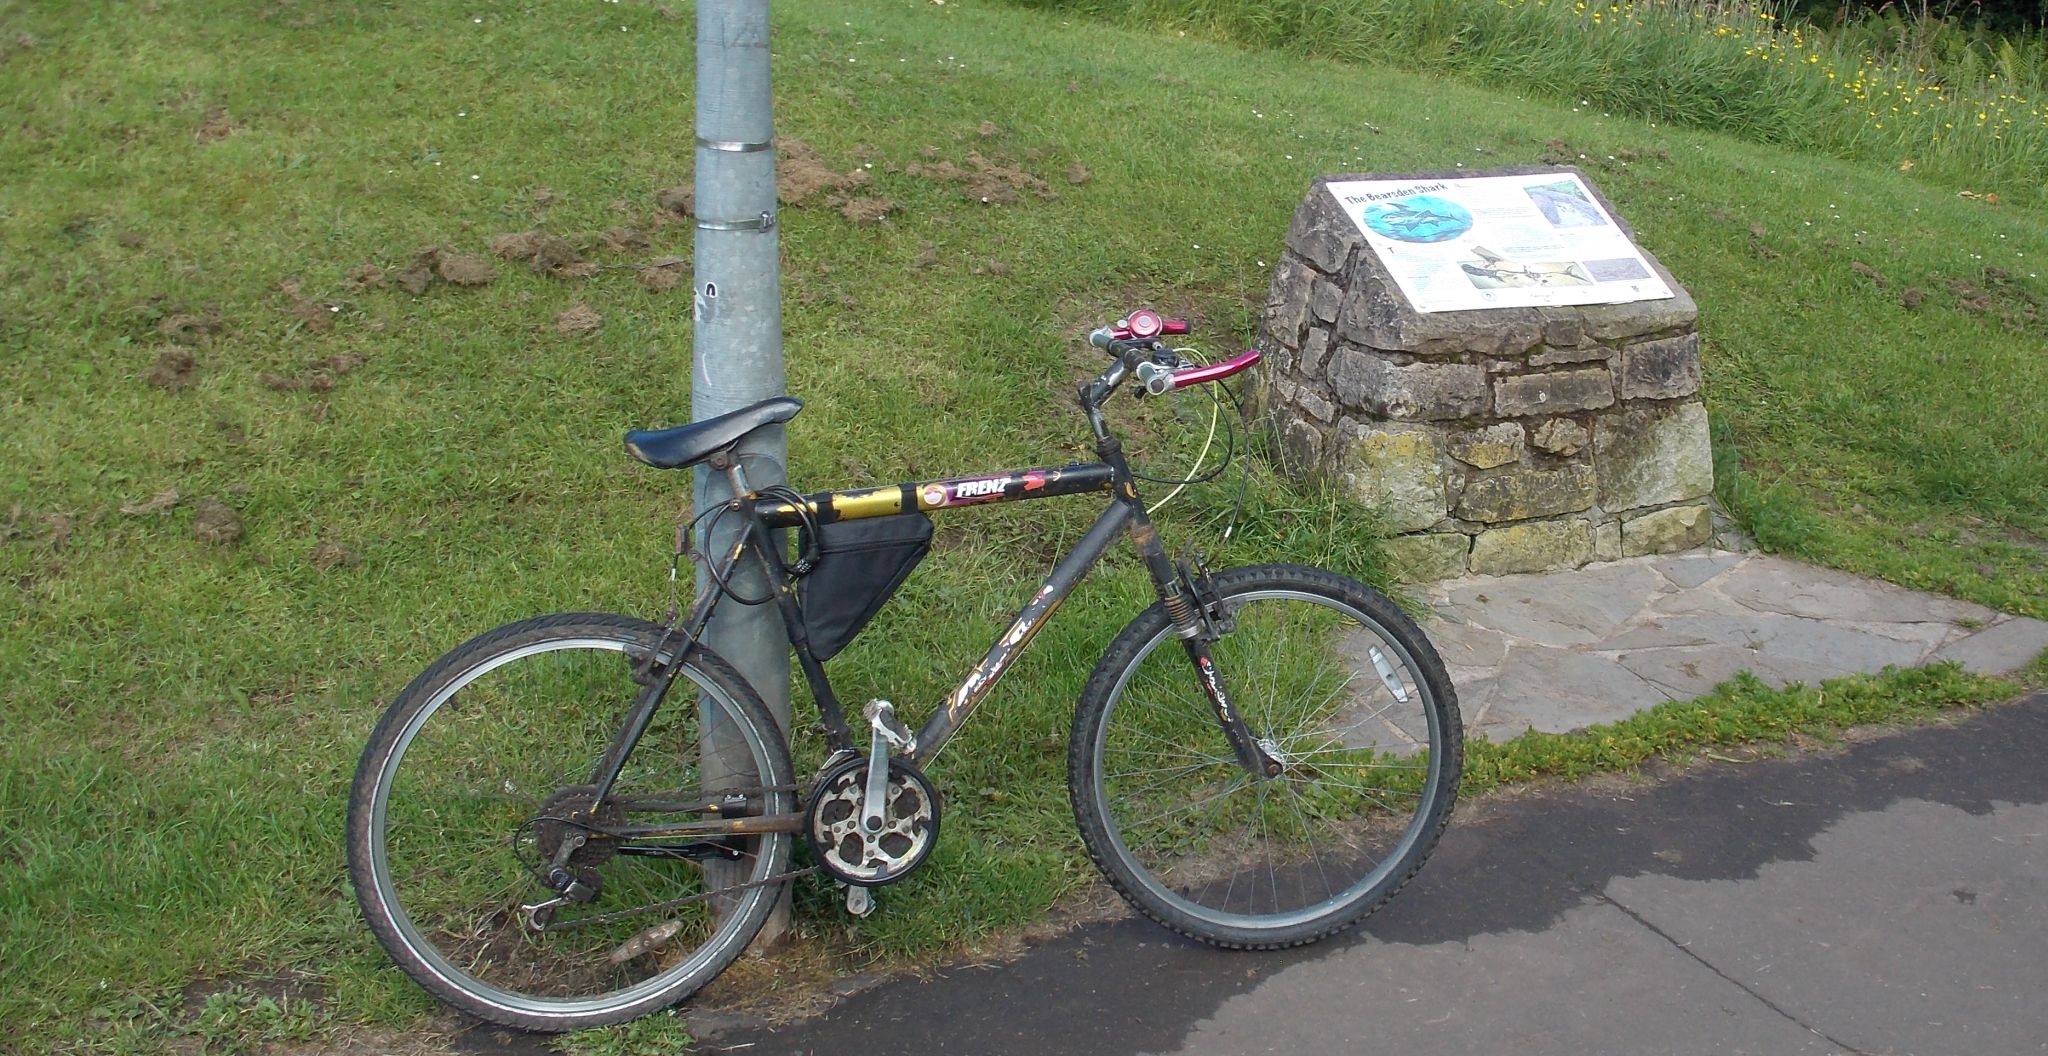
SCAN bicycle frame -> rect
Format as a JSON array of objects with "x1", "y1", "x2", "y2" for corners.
[
  {"x1": 587, "y1": 350, "x2": 1276, "y2": 835},
  {"x1": 750, "y1": 459, "x2": 1136, "y2": 767}
]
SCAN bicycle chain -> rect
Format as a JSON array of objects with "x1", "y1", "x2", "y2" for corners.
[{"x1": 536, "y1": 866, "x2": 820, "y2": 932}]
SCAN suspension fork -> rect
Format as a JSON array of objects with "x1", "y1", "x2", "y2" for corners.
[{"x1": 1103, "y1": 437, "x2": 1282, "y2": 779}]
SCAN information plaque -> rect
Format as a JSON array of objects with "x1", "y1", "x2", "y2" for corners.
[{"x1": 1327, "y1": 173, "x2": 1674, "y2": 313}]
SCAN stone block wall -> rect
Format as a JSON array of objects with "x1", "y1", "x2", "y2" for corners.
[{"x1": 1255, "y1": 168, "x2": 1715, "y2": 580}]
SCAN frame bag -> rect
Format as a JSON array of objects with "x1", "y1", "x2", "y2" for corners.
[{"x1": 798, "y1": 512, "x2": 935, "y2": 661}]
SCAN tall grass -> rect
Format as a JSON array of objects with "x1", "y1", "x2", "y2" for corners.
[{"x1": 1015, "y1": 0, "x2": 2048, "y2": 197}]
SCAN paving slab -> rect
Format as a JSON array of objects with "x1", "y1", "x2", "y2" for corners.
[
  {"x1": 1613, "y1": 644, "x2": 1844, "y2": 702},
  {"x1": 1929, "y1": 615, "x2": 2048, "y2": 675},
  {"x1": 1424, "y1": 550, "x2": 2041, "y2": 740},
  {"x1": 1645, "y1": 550, "x2": 1746, "y2": 590},
  {"x1": 1709, "y1": 557, "x2": 1995, "y2": 626},
  {"x1": 1439, "y1": 562, "x2": 1667, "y2": 649},
  {"x1": 1477, "y1": 644, "x2": 1670, "y2": 733}
]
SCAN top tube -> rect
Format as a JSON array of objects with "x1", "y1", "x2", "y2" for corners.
[{"x1": 753, "y1": 462, "x2": 1116, "y2": 528}]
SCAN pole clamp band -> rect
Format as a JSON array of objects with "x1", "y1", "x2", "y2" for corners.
[
  {"x1": 696, "y1": 136, "x2": 773, "y2": 153},
  {"x1": 696, "y1": 211, "x2": 776, "y2": 233}
]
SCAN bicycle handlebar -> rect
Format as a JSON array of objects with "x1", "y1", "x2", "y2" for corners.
[{"x1": 1082, "y1": 308, "x2": 1260, "y2": 405}]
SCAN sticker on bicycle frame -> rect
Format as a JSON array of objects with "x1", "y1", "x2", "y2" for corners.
[
  {"x1": 925, "y1": 475, "x2": 1014, "y2": 507},
  {"x1": 1196, "y1": 655, "x2": 1237, "y2": 719}
]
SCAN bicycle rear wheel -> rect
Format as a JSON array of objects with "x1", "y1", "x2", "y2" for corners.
[
  {"x1": 346, "y1": 613, "x2": 794, "y2": 1032},
  {"x1": 1069, "y1": 565, "x2": 1460, "y2": 949}
]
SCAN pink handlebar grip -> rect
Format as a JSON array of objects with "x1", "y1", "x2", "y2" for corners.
[{"x1": 1169, "y1": 348, "x2": 1261, "y2": 390}]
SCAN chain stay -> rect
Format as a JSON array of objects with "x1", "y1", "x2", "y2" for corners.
[{"x1": 537, "y1": 866, "x2": 820, "y2": 932}]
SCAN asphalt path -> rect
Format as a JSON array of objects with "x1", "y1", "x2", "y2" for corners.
[{"x1": 711, "y1": 694, "x2": 2048, "y2": 1056}]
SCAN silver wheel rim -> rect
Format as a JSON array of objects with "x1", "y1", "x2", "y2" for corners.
[
  {"x1": 1091, "y1": 588, "x2": 1446, "y2": 932},
  {"x1": 365, "y1": 635, "x2": 789, "y2": 1019}
]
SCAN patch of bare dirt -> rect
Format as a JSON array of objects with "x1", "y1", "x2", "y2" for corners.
[
  {"x1": 392, "y1": 247, "x2": 497, "y2": 294},
  {"x1": 838, "y1": 196, "x2": 893, "y2": 225},
  {"x1": 276, "y1": 279, "x2": 339, "y2": 332},
  {"x1": 485, "y1": 231, "x2": 595, "y2": 277},
  {"x1": 158, "y1": 311, "x2": 223, "y2": 343},
  {"x1": 1947, "y1": 278, "x2": 1993, "y2": 313},
  {"x1": 322, "y1": 351, "x2": 365, "y2": 375},
  {"x1": 976, "y1": 120, "x2": 1000, "y2": 138},
  {"x1": 1066, "y1": 162, "x2": 1092, "y2": 185},
  {"x1": 190, "y1": 498, "x2": 242, "y2": 545},
  {"x1": 906, "y1": 151, "x2": 1055, "y2": 206},
  {"x1": 145, "y1": 347, "x2": 197, "y2": 391},
  {"x1": 344, "y1": 264, "x2": 384, "y2": 291},
  {"x1": 393, "y1": 254, "x2": 434, "y2": 296},
  {"x1": 1901, "y1": 286, "x2": 1927, "y2": 310},
  {"x1": 777, "y1": 138, "x2": 870, "y2": 206},
  {"x1": 1747, "y1": 223, "x2": 1780, "y2": 261},
  {"x1": 1978, "y1": 266, "x2": 2045, "y2": 330},
  {"x1": 911, "y1": 242, "x2": 938, "y2": 270},
  {"x1": 600, "y1": 226, "x2": 648, "y2": 253},
  {"x1": 553, "y1": 304, "x2": 602, "y2": 335},
  {"x1": 655, "y1": 183, "x2": 694, "y2": 217},
  {"x1": 311, "y1": 540, "x2": 359, "y2": 570},
  {"x1": 1850, "y1": 261, "x2": 1889, "y2": 288},
  {"x1": 195, "y1": 106, "x2": 239, "y2": 144},
  {"x1": 435, "y1": 251, "x2": 498, "y2": 286},
  {"x1": 639, "y1": 256, "x2": 686, "y2": 292},
  {"x1": 260, "y1": 351, "x2": 366, "y2": 393}
]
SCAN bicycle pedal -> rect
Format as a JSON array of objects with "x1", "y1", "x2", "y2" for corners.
[{"x1": 843, "y1": 883, "x2": 875, "y2": 918}]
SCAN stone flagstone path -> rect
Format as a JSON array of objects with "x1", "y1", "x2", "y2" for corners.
[{"x1": 1423, "y1": 550, "x2": 2048, "y2": 743}]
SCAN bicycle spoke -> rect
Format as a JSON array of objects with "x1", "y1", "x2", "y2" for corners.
[
  {"x1": 351, "y1": 617, "x2": 795, "y2": 1028},
  {"x1": 1082, "y1": 574, "x2": 1460, "y2": 940}
]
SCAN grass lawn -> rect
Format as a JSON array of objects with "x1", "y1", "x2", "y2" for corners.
[{"x1": 1, "y1": 0, "x2": 2043, "y2": 1051}]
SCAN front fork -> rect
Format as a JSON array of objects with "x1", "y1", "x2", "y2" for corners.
[
  {"x1": 1174, "y1": 610, "x2": 1283, "y2": 779},
  {"x1": 1124, "y1": 494, "x2": 1281, "y2": 779}
]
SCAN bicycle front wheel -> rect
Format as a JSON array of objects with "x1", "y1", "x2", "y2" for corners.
[
  {"x1": 1069, "y1": 565, "x2": 1461, "y2": 949},
  {"x1": 346, "y1": 613, "x2": 795, "y2": 1032}
]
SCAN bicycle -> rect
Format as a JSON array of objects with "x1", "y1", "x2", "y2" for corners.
[{"x1": 345, "y1": 308, "x2": 1463, "y2": 1032}]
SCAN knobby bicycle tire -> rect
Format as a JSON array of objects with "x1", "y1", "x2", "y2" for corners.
[
  {"x1": 346, "y1": 613, "x2": 795, "y2": 1032},
  {"x1": 1068, "y1": 565, "x2": 1461, "y2": 949}
]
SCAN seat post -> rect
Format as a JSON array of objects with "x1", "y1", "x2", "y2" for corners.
[{"x1": 711, "y1": 454, "x2": 751, "y2": 499}]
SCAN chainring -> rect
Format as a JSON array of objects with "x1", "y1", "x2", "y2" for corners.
[{"x1": 805, "y1": 755, "x2": 941, "y2": 888}]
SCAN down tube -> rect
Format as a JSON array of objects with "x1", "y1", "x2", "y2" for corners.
[{"x1": 910, "y1": 501, "x2": 1136, "y2": 767}]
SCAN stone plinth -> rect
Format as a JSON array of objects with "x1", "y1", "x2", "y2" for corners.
[{"x1": 1256, "y1": 168, "x2": 1713, "y2": 579}]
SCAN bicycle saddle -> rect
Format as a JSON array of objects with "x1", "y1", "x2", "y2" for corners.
[{"x1": 624, "y1": 396, "x2": 803, "y2": 470}]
